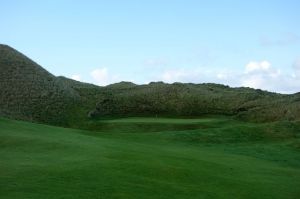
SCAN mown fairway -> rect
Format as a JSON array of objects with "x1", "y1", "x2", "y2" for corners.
[{"x1": 1, "y1": 117, "x2": 300, "y2": 199}]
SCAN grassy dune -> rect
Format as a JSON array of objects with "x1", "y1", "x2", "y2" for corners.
[{"x1": 1, "y1": 117, "x2": 300, "y2": 199}]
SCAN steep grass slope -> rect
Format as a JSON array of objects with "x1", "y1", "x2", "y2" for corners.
[
  {"x1": 0, "y1": 44, "x2": 79, "y2": 125},
  {"x1": 1, "y1": 117, "x2": 300, "y2": 199}
]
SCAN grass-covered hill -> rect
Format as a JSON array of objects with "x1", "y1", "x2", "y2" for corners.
[
  {"x1": 0, "y1": 44, "x2": 299, "y2": 128},
  {"x1": 0, "y1": 44, "x2": 79, "y2": 125},
  {"x1": 90, "y1": 82, "x2": 300, "y2": 122}
]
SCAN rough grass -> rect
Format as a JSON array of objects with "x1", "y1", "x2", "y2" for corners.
[
  {"x1": 1, "y1": 117, "x2": 300, "y2": 199},
  {"x1": 1, "y1": 44, "x2": 300, "y2": 127}
]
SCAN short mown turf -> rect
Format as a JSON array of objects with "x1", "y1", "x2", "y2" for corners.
[{"x1": 0, "y1": 117, "x2": 300, "y2": 199}]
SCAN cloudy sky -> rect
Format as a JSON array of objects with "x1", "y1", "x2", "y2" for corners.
[{"x1": 1, "y1": 0, "x2": 300, "y2": 93}]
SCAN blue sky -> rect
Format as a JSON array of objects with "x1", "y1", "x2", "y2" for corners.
[{"x1": 1, "y1": 0, "x2": 300, "y2": 93}]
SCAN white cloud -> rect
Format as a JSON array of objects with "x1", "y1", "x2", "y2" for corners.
[
  {"x1": 71, "y1": 74, "x2": 81, "y2": 81},
  {"x1": 241, "y1": 75, "x2": 264, "y2": 89},
  {"x1": 154, "y1": 61, "x2": 300, "y2": 94},
  {"x1": 90, "y1": 68, "x2": 120, "y2": 86},
  {"x1": 242, "y1": 61, "x2": 281, "y2": 89},
  {"x1": 216, "y1": 73, "x2": 226, "y2": 80},
  {"x1": 91, "y1": 68, "x2": 108, "y2": 83},
  {"x1": 245, "y1": 61, "x2": 271, "y2": 73},
  {"x1": 241, "y1": 60, "x2": 300, "y2": 93}
]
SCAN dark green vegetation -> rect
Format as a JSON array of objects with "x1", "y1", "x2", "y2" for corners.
[
  {"x1": 0, "y1": 45, "x2": 78, "y2": 125},
  {"x1": 89, "y1": 82, "x2": 300, "y2": 122},
  {"x1": 1, "y1": 117, "x2": 300, "y2": 199},
  {"x1": 1, "y1": 44, "x2": 299, "y2": 128}
]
